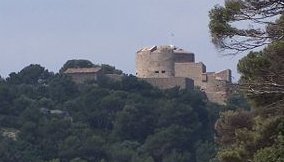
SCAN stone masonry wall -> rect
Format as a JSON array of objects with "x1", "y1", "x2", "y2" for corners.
[
  {"x1": 215, "y1": 69, "x2": 232, "y2": 82},
  {"x1": 142, "y1": 77, "x2": 194, "y2": 90},
  {"x1": 200, "y1": 72, "x2": 230, "y2": 104},
  {"x1": 135, "y1": 45, "x2": 232, "y2": 105},
  {"x1": 174, "y1": 62, "x2": 206, "y2": 86},
  {"x1": 66, "y1": 73, "x2": 99, "y2": 84},
  {"x1": 174, "y1": 52, "x2": 195, "y2": 63},
  {"x1": 136, "y1": 46, "x2": 175, "y2": 78}
]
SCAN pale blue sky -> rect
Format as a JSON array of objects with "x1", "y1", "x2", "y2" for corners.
[{"x1": 0, "y1": 0, "x2": 244, "y2": 80}]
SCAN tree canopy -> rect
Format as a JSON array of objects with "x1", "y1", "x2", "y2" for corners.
[
  {"x1": 209, "y1": 0, "x2": 284, "y2": 53},
  {"x1": 210, "y1": 1, "x2": 284, "y2": 162},
  {"x1": 0, "y1": 63, "x2": 224, "y2": 162}
]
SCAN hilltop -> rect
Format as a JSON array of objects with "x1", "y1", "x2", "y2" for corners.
[{"x1": 0, "y1": 60, "x2": 245, "y2": 162}]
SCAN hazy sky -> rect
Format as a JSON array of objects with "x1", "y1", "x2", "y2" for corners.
[{"x1": 0, "y1": 0, "x2": 245, "y2": 80}]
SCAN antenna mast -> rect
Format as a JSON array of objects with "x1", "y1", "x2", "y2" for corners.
[{"x1": 169, "y1": 32, "x2": 175, "y2": 46}]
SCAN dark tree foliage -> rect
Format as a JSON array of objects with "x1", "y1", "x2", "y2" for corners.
[
  {"x1": 225, "y1": 91, "x2": 251, "y2": 111},
  {"x1": 210, "y1": 2, "x2": 284, "y2": 161},
  {"x1": 7, "y1": 64, "x2": 53, "y2": 85},
  {"x1": 209, "y1": 0, "x2": 284, "y2": 54},
  {"x1": 0, "y1": 63, "x2": 222, "y2": 162},
  {"x1": 214, "y1": 42, "x2": 284, "y2": 162},
  {"x1": 101, "y1": 64, "x2": 123, "y2": 75},
  {"x1": 237, "y1": 41, "x2": 284, "y2": 109}
]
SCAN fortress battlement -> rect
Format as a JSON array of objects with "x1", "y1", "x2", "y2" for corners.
[
  {"x1": 136, "y1": 45, "x2": 232, "y2": 104},
  {"x1": 64, "y1": 45, "x2": 232, "y2": 105}
]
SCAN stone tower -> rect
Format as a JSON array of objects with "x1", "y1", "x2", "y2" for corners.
[
  {"x1": 136, "y1": 45, "x2": 196, "y2": 78},
  {"x1": 136, "y1": 45, "x2": 175, "y2": 78},
  {"x1": 135, "y1": 45, "x2": 232, "y2": 105}
]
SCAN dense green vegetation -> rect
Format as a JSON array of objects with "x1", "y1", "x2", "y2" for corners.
[
  {"x1": 0, "y1": 62, "x2": 223, "y2": 162},
  {"x1": 3, "y1": 1, "x2": 283, "y2": 161},
  {"x1": 210, "y1": 1, "x2": 284, "y2": 161},
  {"x1": 214, "y1": 42, "x2": 284, "y2": 162},
  {"x1": 209, "y1": 0, "x2": 284, "y2": 54}
]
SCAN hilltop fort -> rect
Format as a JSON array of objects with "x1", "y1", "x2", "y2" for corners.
[
  {"x1": 64, "y1": 45, "x2": 232, "y2": 104},
  {"x1": 136, "y1": 45, "x2": 232, "y2": 104}
]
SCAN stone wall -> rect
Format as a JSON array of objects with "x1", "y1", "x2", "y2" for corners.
[
  {"x1": 174, "y1": 62, "x2": 206, "y2": 86},
  {"x1": 142, "y1": 77, "x2": 194, "y2": 90},
  {"x1": 200, "y1": 72, "x2": 230, "y2": 104},
  {"x1": 215, "y1": 69, "x2": 232, "y2": 82},
  {"x1": 64, "y1": 67, "x2": 102, "y2": 84},
  {"x1": 135, "y1": 45, "x2": 232, "y2": 105},
  {"x1": 66, "y1": 73, "x2": 100, "y2": 84},
  {"x1": 105, "y1": 74, "x2": 124, "y2": 81},
  {"x1": 173, "y1": 51, "x2": 195, "y2": 63},
  {"x1": 136, "y1": 46, "x2": 175, "y2": 78}
]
